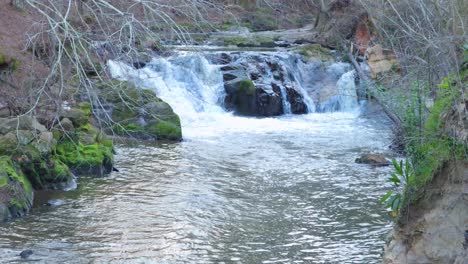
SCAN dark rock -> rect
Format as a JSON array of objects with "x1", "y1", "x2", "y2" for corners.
[
  {"x1": 355, "y1": 153, "x2": 390, "y2": 166},
  {"x1": 220, "y1": 65, "x2": 236, "y2": 72},
  {"x1": 19, "y1": 250, "x2": 33, "y2": 259},
  {"x1": 286, "y1": 86, "x2": 308, "y2": 114},
  {"x1": 255, "y1": 85, "x2": 283, "y2": 116},
  {"x1": 133, "y1": 61, "x2": 146, "y2": 69},
  {"x1": 223, "y1": 73, "x2": 238, "y2": 82}
]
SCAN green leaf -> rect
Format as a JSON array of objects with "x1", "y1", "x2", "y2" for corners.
[
  {"x1": 404, "y1": 159, "x2": 410, "y2": 180},
  {"x1": 389, "y1": 174, "x2": 401, "y2": 185},
  {"x1": 391, "y1": 195, "x2": 401, "y2": 211},
  {"x1": 392, "y1": 159, "x2": 403, "y2": 175},
  {"x1": 380, "y1": 191, "x2": 393, "y2": 203},
  {"x1": 386, "y1": 195, "x2": 397, "y2": 208}
]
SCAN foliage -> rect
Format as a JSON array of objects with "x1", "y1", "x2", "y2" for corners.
[{"x1": 381, "y1": 159, "x2": 414, "y2": 217}]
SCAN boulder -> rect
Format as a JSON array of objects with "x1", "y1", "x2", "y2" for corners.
[
  {"x1": 0, "y1": 156, "x2": 33, "y2": 222},
  {"x1": 367, "y1": 44, "x2": 398, "y2": 78},
  {"x1": 221, "y1": 54, "x2": 312, "y2": 117},
  {"x1": 97, "y1": 81, "x2": 182, "y2": 141},
  {"x1": 286, "y1": 86, "x2": 308, "y2": 114},
  {"x1": 0, "y1": 116, "x2": 46, "y2": 135},
  {"x1": 0, "y1": 132, "x2": 18, "y2": 155},
  {"x1": 355, "y1": 153, "x2": 390, "y2": 166},
  {"x1": 57, "y1": 118, "x2": 74, "y2": 132}
]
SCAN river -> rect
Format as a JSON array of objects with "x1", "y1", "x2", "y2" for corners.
[{"x1": 0, "y1": 51, "x2": 394, "y2": 263}]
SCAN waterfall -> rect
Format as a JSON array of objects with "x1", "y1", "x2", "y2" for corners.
[
  {"x1": 337, "y1": 71, "x2": 358, "y2": 111},
  {"x1": 108, "y1": 51, "x2": 359, "y2": 125}
]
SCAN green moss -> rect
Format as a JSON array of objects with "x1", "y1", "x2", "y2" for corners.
[
  {"x1": 238, "y1": 80, "x2": 256, "y2": 95},
  {"x1": 223, "y1": 36, "x2": 251, "y2": 46},
  {"x1": 294, "y1": 44, "x2": 334, "y2": 61},
  {"x1": 56, "y1": 139, "x2": 113, "y2": 175},
  {"x1": 0, "y1": 54, "x2": 5, "y2": 64},
  {"x1": 147, "y1": 121, "x2": 182, "y2": 141},
  {"x1": 11, "y1": 59, "x2": 20, "y2": 71},
  {"x1": 0, "y1": 175, "x2": 7, "y2": 186},
  {"x1": 113, "y1": 123, "x2": 144, "y2": 135},
  {"x1": 47, "y1": 158, "x2": 72, "y2": 183},
  {"x1": 78, "y1": 102, "x2": 92, "y2": 116},
  {"x1": 9, "y1": 198, "x2": 28, "y2": 211},
  {"x1": 0, "y1": 156, "x2": 32, "y2": 196}
]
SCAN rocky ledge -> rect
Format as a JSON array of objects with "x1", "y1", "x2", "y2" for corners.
[{"x1": 0, "y1": 80, "x2": 182, "y2": 222}]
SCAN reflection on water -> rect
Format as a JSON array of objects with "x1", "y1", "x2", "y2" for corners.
[{"x1": 0, "y1": 112, "x2": 393, "y2": 263}]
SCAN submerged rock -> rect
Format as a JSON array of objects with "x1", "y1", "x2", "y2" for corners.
[
  {"x1": 355, "y1": 153, "x2": 390, "y2": 166},
  {"x1": 19, "y1": 249, "x2": 33, "y2": 259}
]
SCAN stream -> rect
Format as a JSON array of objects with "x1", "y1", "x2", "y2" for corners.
[{"x1": 0, "y1": 50, "x2": 394, "y2": 263}]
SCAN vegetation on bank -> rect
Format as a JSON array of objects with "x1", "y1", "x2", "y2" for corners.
[{"x1": 378, "y1": 50, "x2": 467, "y2": 217}]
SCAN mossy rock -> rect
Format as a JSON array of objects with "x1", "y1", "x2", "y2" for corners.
[
  {"x1": 61, "y1": 108, "x2": 90, "y2": 127},
  {"x1": 146, "y1": 121, "x2": 182, "y2": 141},
  {"x1": 293, "y1": 44, "x2": 334, "y2": 61},
  {"x1": 0, "y1": 132, "x2": 19, "y2": 155},
  {"x1": 56, "y1": 139, "x2": 113, "y2": 176},
  {"x1": 224, "y1": 79, "x2": 258, "y2": 115},
  {"x1": 43, "y1": 158, "x2": 73, "y2": 183},
  {"x1": 99, "y1": 80, "x2": 183, "y2": 141},
  {"x1": 0, "y1": 156, "x2": 33, "y2": 221},
  {"x1": 97, "y1": 81, "x2": 159, "y2": 105},
  {"x1": 0, "y1": 116, "x2": 47, "y2": 135}
]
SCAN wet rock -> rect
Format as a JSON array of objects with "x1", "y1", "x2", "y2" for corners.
[
  {"x1": 19, "y1": 249, "x2": 33, "y2": 259},
  {"x1": 132, "y1": 61, "x2": 146, "y2": 69},
  {"x1": 355, "y1": 153, "x2": 390, "y2": 166},
  {"x1": 285, "y1": 85, "x2": 308, "y2": 114},
  {"x1": 46, "y1": 199, "x2": 64, "y2": 207},
  {"x1": 221, "y1": 54, "x2": 312, "y2": 117},
  {"x1": 0, "y1": 156, "x2": 34, "y2": 222}
]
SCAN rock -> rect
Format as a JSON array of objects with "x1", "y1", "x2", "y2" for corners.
[
  {"x1": 313, "y1": 0, "x2": 370, "y2": 48},
  {"x1": 61, "y1": 108, "x2": 89, "y2": 127},
  {"x1": 355, "y1": 153, "x2": 390, "y2": 166},
  {"x1": 0, "y1": 116, "x2": 47, "y2": 135},
  {"x1": 16, "y1": 130, "x2": 35, "y2": 146},
  {"x1": 0, "y1": 107, "x2": 10, "y2": 118},
  {"x1": 224, "y1": 79, "x2": 264, "y2": 116},
  {"x1": 19, "y1": 249, "x2": 33, "y2": 259},
  {"x1": 0, "y1": 156, "x2": 33, "y2": 222},
  {"x1": 384, "y1": 161, "x2": 468, "y2": 263},
  {"x1": 286, "y1": 86, "x2": 308, "y2": 114},
  {"x1": 57, "y1": 118, "x2": 74, "y2": 132},
  {"x1": 133, "y1": 61, "x2": 146, "y2": 69},
  {"x1": 366, "y1": 44, "x2": 398, "y2": 78},
  {"x1": 222, "y1": 54, "x2": 312, "y2": 117},
  {"x1": 0, "y1": 132, "x2": 19, "y2": 155},
  {"x1": 46, "y1": 199, "x2": 64, "y2": 207},
  {"x1": 97, "y1": 81, "x2": 182, "y2": 141}
]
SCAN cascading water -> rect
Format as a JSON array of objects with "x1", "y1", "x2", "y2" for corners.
[{"x1": 108, "y1": 51, "x2": 359, "y2": 132}]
